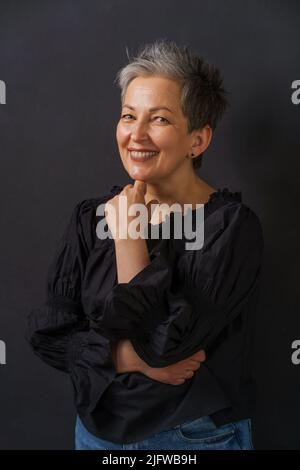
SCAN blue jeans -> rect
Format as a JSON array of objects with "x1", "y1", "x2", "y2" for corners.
[{"x1": 75, "y1": 415, "x2": 254, "y2": 450}]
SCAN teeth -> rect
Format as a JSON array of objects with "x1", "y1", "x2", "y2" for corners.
[{"x1": 130, "y1": 151, "x2": 159, "y2": 158}]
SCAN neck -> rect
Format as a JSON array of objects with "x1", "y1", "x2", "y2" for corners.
[{"x1": 144, "y1": 171, "x2": 215, "y2": 210}]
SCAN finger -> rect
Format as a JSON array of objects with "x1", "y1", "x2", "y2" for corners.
[
  {"x1": 146, "y1": 199, "x2": 160, "y2": 213},
  {"x1": 184, "y1": 370, "x2": 194, "y2": 379},
  {"x1": 188, "y1": 361, "x2": 201, "y2": 370},
  {"x1": 146, "y1": 199, "x2": 160, "y2": 223},
  {"x1": 175, "y1": 379, "x2": 185, "y2": 385},
  {"x1": 188, "y1": 358, "x2": 202, "y2": 365},
  {"x1": 200, "y1": 350, "x2": 206, "y2": 360},
  {"x1": 134, "y1": 180, "x2": 147, "y2": 195},
  {"x1": 147, "y1": 198, "x2": 160, "y2": 207},
  {"x1": 192, "y1": 350, "x2": 206, "y2": 361}
]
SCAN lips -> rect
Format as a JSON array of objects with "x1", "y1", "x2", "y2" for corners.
[
  {"x1": 128, "y1": 148, "x2": 159, "y2": 152},
  {"x1": 129, "y1": 150, "x2": 159, "y2": 162}
]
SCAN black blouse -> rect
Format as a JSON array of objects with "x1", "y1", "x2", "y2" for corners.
[{"x1": 26, "y1": 184, "x2": 264, "y2": 444}]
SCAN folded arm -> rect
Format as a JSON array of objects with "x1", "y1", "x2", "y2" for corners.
[
  {"x1": 112, "y1": 338, "x2": 206, "y2": 385},
  {"x1": 92, "y1": 203, "x2": 264, "y2": 368}
]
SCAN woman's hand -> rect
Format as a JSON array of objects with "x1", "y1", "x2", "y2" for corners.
[
  {"x1": 111, "y1": 339, "x2": 206, "y2": 386},
  {"x1": 106, "y1": 180, "x2": 160, "y2": 283},
  {"x1": 105, "y1": 180, "x2": 149, "y2": 241},
  {"x1": 143, "y1": 350, "x2": 206, "y2": 385}
]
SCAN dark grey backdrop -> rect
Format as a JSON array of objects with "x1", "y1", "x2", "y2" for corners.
[{"x1": 0, "y1": 0, "x2": 299, "y2": 450}]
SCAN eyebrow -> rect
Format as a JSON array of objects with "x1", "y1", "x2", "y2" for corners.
[{"x1": 122, "y1": 104, "x2": 173, "y2": 113}]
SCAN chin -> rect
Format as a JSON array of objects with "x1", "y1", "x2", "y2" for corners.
[
  {"x1": 126, "y1": 166, "x2": 153, "y2": 181},
  {"x1": 129, "y1": 173, "x2": 152, "y2": 183}
]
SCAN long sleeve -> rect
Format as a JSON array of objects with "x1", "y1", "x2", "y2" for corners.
[
  {"x1": 92, "y1": 201, "x2": 264, "y2": 368},
  {"x1": 26, "y1": 198, "x2": 117, "y2": 408}
]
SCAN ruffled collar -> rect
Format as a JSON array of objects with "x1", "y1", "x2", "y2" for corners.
[
  {"x1": 109, "y1": 184, "x2": 242, "y2": 205},
  {"x1": 207, "y1": 187, "x2": 242, "y2": 204}
]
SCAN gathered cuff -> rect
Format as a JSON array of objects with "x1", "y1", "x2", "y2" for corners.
[
  {"x1": 26, "y1": 300, "x2": 89, "y2": 372},
  {"x1": 26, "y1": 301, "x2": 118, "y2": 412},
  {"x1": 67, "y1": 330, "x2": 118, "y2": 413}
]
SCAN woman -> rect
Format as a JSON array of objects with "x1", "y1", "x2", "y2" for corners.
[{"x1": 26, "y1": 40, "x2": 263, "y2": 450}]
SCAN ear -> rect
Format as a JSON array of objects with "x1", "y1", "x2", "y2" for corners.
[{"x1": 190, "y1": 125, "x2": 213, "y2": 156}]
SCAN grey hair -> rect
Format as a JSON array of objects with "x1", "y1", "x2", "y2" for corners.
[{"x1": 114, "y1": 39, "x2": 230, "y2": 171}]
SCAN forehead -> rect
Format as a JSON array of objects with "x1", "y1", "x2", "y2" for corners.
[{"x1": 124, "y1": 76, "x2": 182, "y2": 110}]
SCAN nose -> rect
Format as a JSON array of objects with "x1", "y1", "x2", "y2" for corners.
[{"x1": 130, "y1": 119, "x2": 150, "y2": 141}]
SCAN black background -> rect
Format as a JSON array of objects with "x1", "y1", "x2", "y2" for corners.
[{"x1": 0, "y1": 0, "x2": 299, "y2": 449}]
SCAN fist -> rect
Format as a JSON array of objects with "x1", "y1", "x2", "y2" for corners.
[{"x1": 104, "y1": 180, "x2": 158, "y2": 241}]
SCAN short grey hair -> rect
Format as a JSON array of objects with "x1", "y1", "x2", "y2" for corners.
[{"x1": 114, "y1": 39, "x2": 230, "y2": 171}]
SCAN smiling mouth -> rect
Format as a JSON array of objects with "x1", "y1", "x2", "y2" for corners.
[{"x1": 129, "y1": 150, "x2": 160, "y2": 162}]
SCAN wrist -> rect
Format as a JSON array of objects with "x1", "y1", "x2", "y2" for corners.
[
  {"x1": 127, "y1": 340, "x2": 147, "y2": 373},
  {"x1": 114, "y1": 236, "x2": 147, "y2": 246},
  {"x1": 114, "y1": 339, "x2": 151, "y2": 375},
  {"x1": 129, "y1": 341, "x2": 151, "y2": 374}
]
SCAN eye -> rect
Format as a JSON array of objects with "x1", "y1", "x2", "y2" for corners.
[
  {"x1": 154, "y1": 116, "x2": 169, "y2": 124},
  {"x1": 121, "y1": 114, "x2": 134, "y2": 120},
  {"x1": 120, "y1": 114, "x2": 170, "y2": 124}
]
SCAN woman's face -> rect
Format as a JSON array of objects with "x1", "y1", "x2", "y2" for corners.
[{"x1": 116, "y1": 75, "x2": 195, "y2": 183}]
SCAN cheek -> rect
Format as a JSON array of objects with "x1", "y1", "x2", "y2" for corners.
[
  {"x1": 153, "y1": 128, "x2": 180, "y2": 149},
  {"x1": 116, "y1": 124, "x2": 130, "y2": 144}
]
